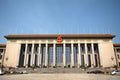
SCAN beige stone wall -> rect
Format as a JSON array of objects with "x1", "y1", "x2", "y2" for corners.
[
  {"x1": 3, "y1": 41, "x2": 20, "y2": 68},
  {"x1": 99, "y1": 41, "x2": 116, "y2": 67}
]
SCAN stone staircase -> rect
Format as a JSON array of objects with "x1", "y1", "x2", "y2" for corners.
[
  {"x1": 13, "y1": 67, "x2": 106, "y2": 73},
  {"x1": 26, "y1": 68, "x2": 86, "y2": 73}
]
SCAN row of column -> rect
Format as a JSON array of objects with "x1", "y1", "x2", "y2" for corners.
[{"x1": 18, "y1": 43, "x2": 102, "y2": 68}]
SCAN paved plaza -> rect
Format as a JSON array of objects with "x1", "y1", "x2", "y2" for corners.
[{"x1": 0, "y1": 73, "x2": 120, "y2": 80}]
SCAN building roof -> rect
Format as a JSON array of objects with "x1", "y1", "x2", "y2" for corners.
[
  {"x1": 4, "y1": 34, "x2": 115, "y2": 39},
  {"x1": 0, "y1": 44, "x2": 6, "y2": 47},
  {"x1": 113, "y1": 44, "x2": 120, "y2": 47}
]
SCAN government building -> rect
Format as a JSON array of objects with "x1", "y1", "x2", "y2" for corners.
[{"x1": 0, "y1": 34, "x2": 120, "y2": 68}]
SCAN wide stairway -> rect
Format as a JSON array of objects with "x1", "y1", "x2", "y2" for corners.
[{"x1": 26, "y1": 68, "x2": 86, "y2": 73}]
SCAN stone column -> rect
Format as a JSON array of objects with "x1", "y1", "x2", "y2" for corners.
[
  {"x1": 17, "y1": 44, "x2": 21, "y2": 67},
  {"x1": 78, "y1": 43, "x2": 81, "y2": 68},
  {"x1": 98, "y1": 44, "x2": 103, "y2": 67},
  {"x1": 71, "y1": 43, "x2": 74, "y2": 68},
  {"x1": 63, "y1": 43, "x2": 66, "y2": 67},
  {"x1": 30, "y1": 44, "x2": 34, "y2": 66},
  {"x1": 85, "y1": 43, "x2": 89, "y2": 66},
  {"x1": 24, "y1": 44, "x2": 28, "y2": 67},
  {"x1": 45, "y1": 43, "x2": 48, "y2": 66},
  {"x1": 32, "y1": 50, "x2": 35, "y2": 66},
  {"x1": 38, "y1": 43, "x2": 41, "y2": 67},
  {"x1": 26, "y1": 53, "x2": 29, "y2": 68},
  {"x1": 91, "y1": 43, "x2": 96, "y2": 67},
  {"x1": 53, "y1": 43, "x2": 56, "y2": 67}
]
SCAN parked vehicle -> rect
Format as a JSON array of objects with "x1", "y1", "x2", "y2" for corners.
[
  {"x1": 14, "y1": 69, "x2": 28, "y2": 74},
  {"x1": 87, "y1": 70, "x2": 104, "y2": 74},
  {"x1": 4, "y1": 69, "x2": 28, "y2": 74},
  {"x1": 111, "y1": 70, "x2": 120, "y2": 75},
  {"x1": 0, "y1": 70, "x2": 4, "y2": 75}
]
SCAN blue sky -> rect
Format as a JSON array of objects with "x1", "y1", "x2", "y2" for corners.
[{"x1": 0, "y1": 0, "x2": 120, "y2": 43}]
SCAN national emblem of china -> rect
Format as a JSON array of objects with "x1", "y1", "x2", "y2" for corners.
[{"x1": 57, "y1": 36, "x2": 63, "y2": 42}]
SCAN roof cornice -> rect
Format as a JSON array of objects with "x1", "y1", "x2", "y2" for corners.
[
  {"x1": 4, "y1": 34, "x2": 115, "y2": 39},
  {"x1": 0, "y1": 44, "x2": 6, "y2": 47},
  {"x1": 113, "y1": 44, "x2": 120, "y2": 47}
]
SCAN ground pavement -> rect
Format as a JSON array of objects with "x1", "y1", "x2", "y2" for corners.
[{"x1": 0, "y1": 73, "x2": 120, "y2": 80}]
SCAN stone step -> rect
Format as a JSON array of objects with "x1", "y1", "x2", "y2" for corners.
[
  {"x1": 13, "y1": 67, "x2": 104, "y2": 73},
  {"x1": 27, "y1": 68, "x2": 85, "y2": 73}
]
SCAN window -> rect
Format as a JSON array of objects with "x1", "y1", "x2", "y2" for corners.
[
  {"x1": 87, "y1": 44, "x2": 91, "y2": 52},
  {"x1": 117, "y1": 55, "x2": 120, "y2": 59},
  {"x1": 66, "y1": 44, "x2": 71, "y2": 65},
  {"x1": 0, "y1": 49, "x2": 3, "y2": 53},
  {"x1": 48, "y1": 45, "x2": 53, "y2": 64},
  {"x1": 20, "y1": 44, "x2": 25, "y2": 54},
  {"x1": 34, "y1": 44, "x2": 39, "y2": 53},
  {"x1": 117, "y1": 49, "x2": 120, "y2": 53},
  {"x1": 81, "y1": 55, "x2": 84, "y2": 66},
  {"x1": 94, "y1": 44, "x2": 98, "y2": 52},
  {"x1": 80, "y1": 44, "x2": 85, "y2": 52},
  {"x1": 0, "y1": 55, "x2": 2, "y2": 59},
  {"x1": 0, "y1": 49, "x2": 3, "y2": 56},
  {"x1": 28, "y1": 44, "x2": 32, "y2": 53}
]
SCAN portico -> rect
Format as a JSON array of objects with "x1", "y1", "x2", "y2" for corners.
[{"x1": 18, "y1": 41, "x2": 101, "y2": 68}]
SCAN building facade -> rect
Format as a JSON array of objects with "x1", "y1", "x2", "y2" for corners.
[
  {"x1": 3, "y1": 34, "x2": 117, "y2": 68},
  {"x1": 114, "y1": 44, "x2": 120, "y2": 67}
]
